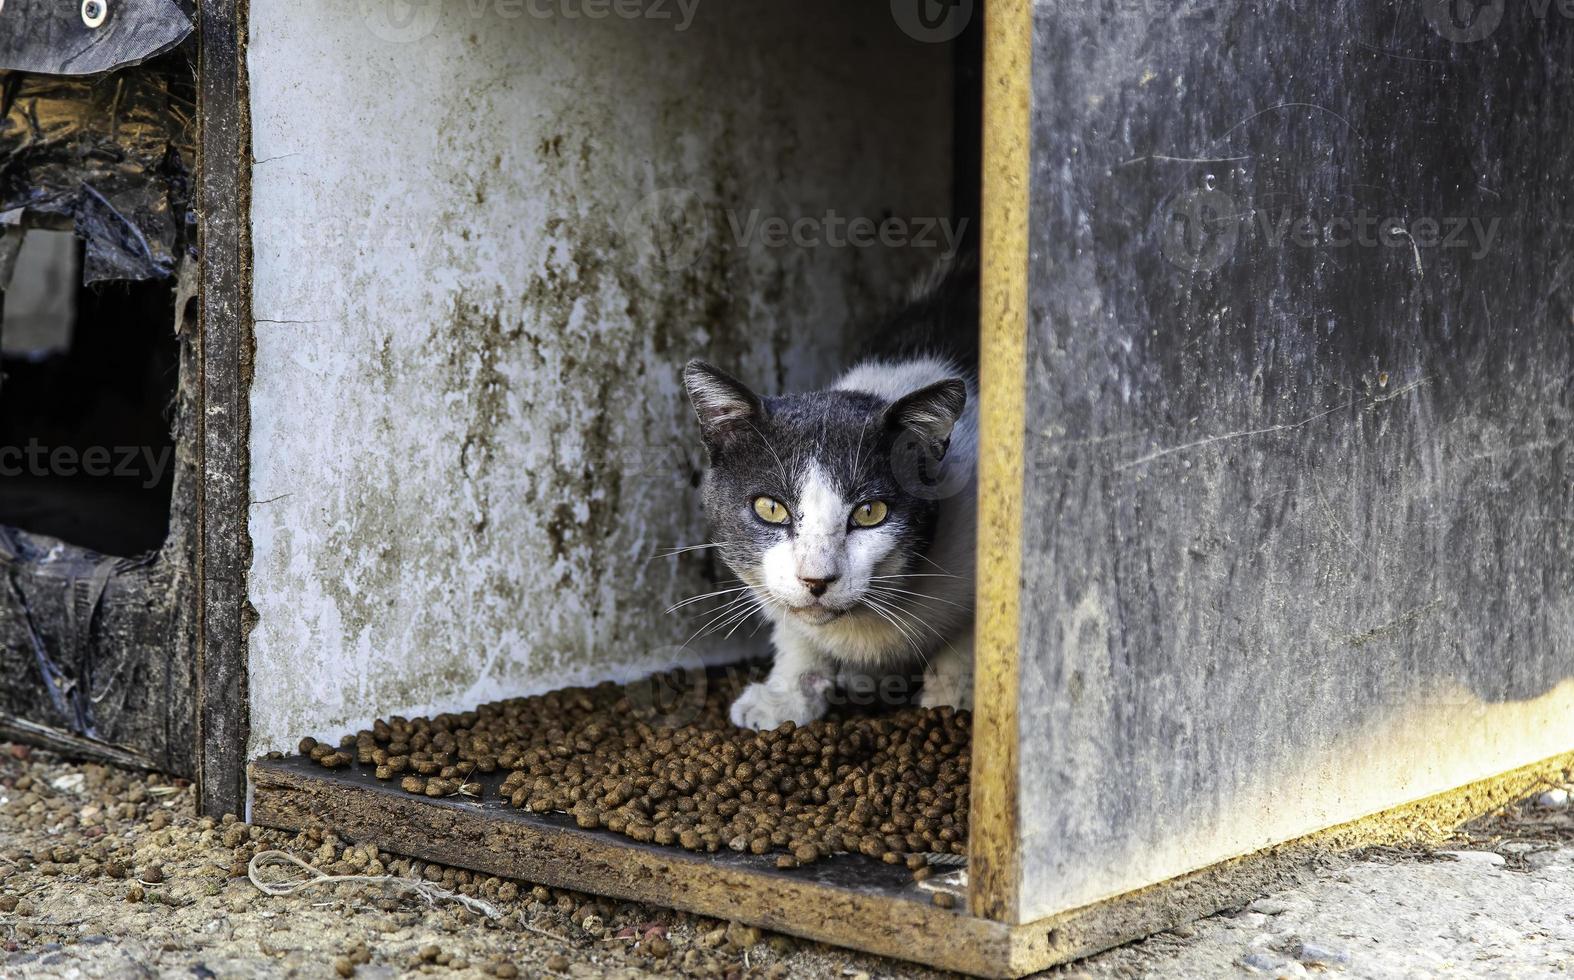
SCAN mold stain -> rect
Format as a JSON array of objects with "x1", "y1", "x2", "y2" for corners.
[{"x1": 446, "y1": 303, "x2": 521, "y2": 539}]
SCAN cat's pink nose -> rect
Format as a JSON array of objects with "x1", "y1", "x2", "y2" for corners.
[{"x1": 800, "y1": 575, "x2": 838, "y2": 597}]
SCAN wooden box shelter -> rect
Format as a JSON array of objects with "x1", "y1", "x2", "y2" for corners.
[{"x1": 3, "y1": 1, "x2": 1572, "y2": 975}]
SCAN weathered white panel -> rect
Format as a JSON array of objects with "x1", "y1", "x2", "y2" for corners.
[{"x1": 246, "y1": 0, "x2": 955, "y2": 754}]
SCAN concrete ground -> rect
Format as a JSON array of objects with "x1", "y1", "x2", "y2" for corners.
[{"x1": 2, "y1": 743, "x2": 1570, "y2": 979}]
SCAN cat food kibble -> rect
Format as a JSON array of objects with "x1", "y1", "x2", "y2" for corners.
[{"x1": 297, "y1": 669, "x2": 969, "y2": 868}]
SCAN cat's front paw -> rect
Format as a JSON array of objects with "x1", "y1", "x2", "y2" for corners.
[{"x1": 729, "y1": 680, "x2": 827, "y2": 730}]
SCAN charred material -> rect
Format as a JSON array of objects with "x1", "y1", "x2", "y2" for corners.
[
  {"x1": 0, "y1": 289, "x2": 198, "y2": 774},
  {"x1": 0, "y1": 28, "x2": 200, "y2": 774},
  {"x1": 0, "y1": 61, "x2": 195, "y2": 283}
]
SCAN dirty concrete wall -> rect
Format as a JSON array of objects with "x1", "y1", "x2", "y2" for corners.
[
  {"x1": 1012, "y1": 0, "x2": 1574, "y2": 921},
  {"x1": 245, "y1": 1, "x2": 956, "y2": 755}
]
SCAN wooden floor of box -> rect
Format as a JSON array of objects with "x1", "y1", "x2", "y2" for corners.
[{"x1": 251, "y1": 750, "x2": 1574, "y2": 978}]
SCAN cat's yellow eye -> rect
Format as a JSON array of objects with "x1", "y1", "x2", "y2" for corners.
[
  {"x1": 851, "y1": 500, "x2": 889, "y2": 528},
  {"x1": 753, "y1": 496, "x2": 791, "y2": 524}
]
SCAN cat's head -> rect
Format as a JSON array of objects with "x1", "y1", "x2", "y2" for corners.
[{"x1": 681, "y1": 359, "x2": 966, "y2": 628}]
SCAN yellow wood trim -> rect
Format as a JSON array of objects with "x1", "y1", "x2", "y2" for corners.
[{"x1": 969, "y1": 0, "x2": 1032, "y2": 925}]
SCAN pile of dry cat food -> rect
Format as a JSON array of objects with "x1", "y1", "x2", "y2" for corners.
[{"x1": 298, "y1": 669, "x2": 969, "y2": 872}]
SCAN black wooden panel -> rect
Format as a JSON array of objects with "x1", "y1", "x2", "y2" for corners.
[
  {"x1": 194, "y1": 0, "x2": 252, "y2": 818},
  {"x1": 1014, "y1": 0, "x2": 1574, "y2": 919}
]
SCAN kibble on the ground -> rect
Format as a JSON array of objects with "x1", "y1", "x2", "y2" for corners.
[{"x1": 298, "y1": 670, "x2": 970, "y2": 867}]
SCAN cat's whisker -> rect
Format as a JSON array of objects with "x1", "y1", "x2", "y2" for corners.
[
  {"x1": 746, "y1": 420, "x2": 793, "y2": 489},
  {"x1": 648, "y1": 542, "x2": 725, "y2": 560},
  {"x1": 664, "y1": 584, "x2": 755, "y2": 614},
  {"x1": 721, "y1": 598, "x2": 768, "y2": 640},
  {"x1": 667, "y1": 585, "x2": 752, "y2": 610},
  {"x1": 851, "y1": 418, "x2": 870, "y2": 479},
  {"x1": 891, "y1": 603, "x2": 949, "y2": 643},
  {"x1": 679, "y1": 594, "x2": 762, "y2": 649},
  {"x1": 905, "y1": 549, "x2": 955, "y2": 576},
  {"x1": 869, "y1": 596, "x2": 958, "y2": 621},
  {"x1": 667, "y1": 588, "x2": 752, "y2": 617},
  {"x1": 858, "y1": 596, "x2": 923, "y2": 658},
  {"x1": 702, "y1": 594, "x2": 769, "y2": 643},
  {"x1": 868, "y1": 572, "x2": 963, "y2": 581},
  {"x1": 684, "y1": 592, "x2": 758, "y2": 625},
  {"x1": 864, "y1": 593, "x2": 946, "y2": 659},
  {"x1": 685, "y1": 589, "x2": 755, "y2": 622},
  {"x1": 860, "y1": 594, "x2": 930, "y2": 661},
  {"x1": 867, "y1": 585, "x2": 966, "y2": 609}
]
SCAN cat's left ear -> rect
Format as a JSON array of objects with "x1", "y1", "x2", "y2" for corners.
[
  {"x1": 885, "y1": 379, "x2": 967, "y2": 455},
  {"x1": 683, "y1": 359, "x2": 764, "y2": 453}
]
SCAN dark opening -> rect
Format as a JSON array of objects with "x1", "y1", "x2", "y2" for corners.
[{"x1": 0, "y1": 231, "x2": 179, "y2": 556}]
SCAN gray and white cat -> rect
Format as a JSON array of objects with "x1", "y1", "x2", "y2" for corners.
[{"x1": 681, "y1": 263, "x2": 977, "y2": 730}]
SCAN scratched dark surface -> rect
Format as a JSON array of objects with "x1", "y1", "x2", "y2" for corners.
[{"x1": 1013, "y1": 1, "x2": 1574, "y2": 919}]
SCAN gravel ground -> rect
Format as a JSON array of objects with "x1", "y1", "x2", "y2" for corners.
[{"x1": 2, "y1": 743, "x2": 1571, "y2": 979}]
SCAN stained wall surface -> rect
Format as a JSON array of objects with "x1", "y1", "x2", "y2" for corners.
[
  {"x1": 246, "y1": 0, "x2": 956, "y2": 755},
  {"x1": 1013, "y1": 0, "x2": 1574, "y2": 921}
]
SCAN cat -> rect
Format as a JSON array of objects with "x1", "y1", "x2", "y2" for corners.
[{"x1": 680, "y1": 260, "x2": 977, "y2": 730}]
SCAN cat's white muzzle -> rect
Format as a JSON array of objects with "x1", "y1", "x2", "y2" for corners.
[{"x1": 787, "y1": 602, "x2": 846, "y2": 626}]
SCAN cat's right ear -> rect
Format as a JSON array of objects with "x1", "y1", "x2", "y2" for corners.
[{"x1": 682, "y1": 360, "x2": 763, "y2": 453}]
